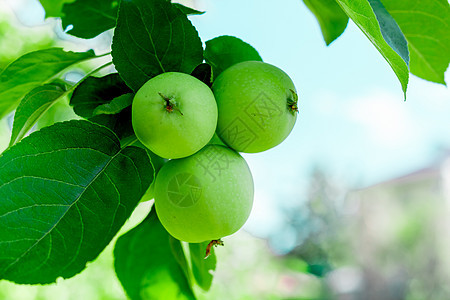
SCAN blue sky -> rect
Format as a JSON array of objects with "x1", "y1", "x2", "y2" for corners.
[{"x1": 2, "y1": 0, "x2": 450, "y2": 253}]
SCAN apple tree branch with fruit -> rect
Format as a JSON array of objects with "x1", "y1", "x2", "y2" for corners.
[{"x1": 0, "y1": 0, "x2": 448, "y2": 298}]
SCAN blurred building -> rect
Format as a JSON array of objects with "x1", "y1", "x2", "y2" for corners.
[{"x1": 328, "y1": 150, "x2": 450, "y2": 300}]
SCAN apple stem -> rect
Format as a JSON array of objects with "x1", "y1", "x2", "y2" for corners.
[
  {"x1": 159, "y1": 92, "x2": 183, "y2": 115},
  {"x1": 204, "y1": 239, "x2": 224, "y2": 259},
  {"x1": 287, "y1": 89, "x2": 299, "y2": 115}
]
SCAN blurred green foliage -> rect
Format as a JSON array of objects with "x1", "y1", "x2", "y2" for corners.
[{"x1": 0, "y1": 14, "x2": 53, "y2": 71}]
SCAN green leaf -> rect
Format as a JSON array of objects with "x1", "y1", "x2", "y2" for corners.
[
  {"x1": 89, "y1": 108, "x2": 134, "y2": 141},
  {"x1": 335, "y1": 0, "x2": 409, "y2": 97},
  {"x1": 112, "y1": 0, "x2": 203, "y2": 92},
  {"x1": 170, "y1": 237, "x2": 194, "y2": 287},
  {"x1": 62, "y1": 0, "x2": 120, "y2": 39},
  {"x1": 70, "y1": 73, "x2": 132, "y2": 119},
  {"x1": 39, "y1": 0, "x2": 75, "y2": 18},
  {"x1": 10, "y1": 62, "x2": 116, "y2": 146},
  {"x1": 0, "y1": 48, "x2": 95, "y2": 119},
  {"x1": 9, "y1": 82, "x2": 67, "y2": 147},
  {"x1": 190, "y1": 63, "x2": 212, "y2": 87},
  {"x1": 139, "y1": 146, "x2": 167, "y2": 202},
  {"x1": 368, "y1": 0, "x2": 409, "y2": 67},
  {"x1": 145, "y1": 148, "x2": 166, "y2": 175},
  {"x1": 173, "y1": 3, "x2": 205, "y2": 15},
  {"x1": 70, "y1": 73, "x2": 134, "y2": 141},
  {"x1": 36, "y1": 98, "x2": 81, "y2": 130},
  {"x1": 189, "y1": 242, "x2": 216, "y2": 291},
  {"x1": 114, "y1": 209, "x2": 196, "y2": 300},
  {"x1": 92, "y1": 93, "x2": 133, "y2": 116},
  {"x1": 303, "y1": 0, "x2": 349, "y2": 45},
  {"x1": 204, "y1": 35, "x2": 262, "y2": 79},
  {"x1": 0, "y1": 120, "x2": 153, "y2": 284},
  {"x1": 381, "y1": 0, "x2": 450, "y2": 85}
]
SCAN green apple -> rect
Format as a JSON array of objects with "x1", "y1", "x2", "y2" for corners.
[
  {"x1": 154, "y1": 145, "x2": 254, "y2": 243},
  {"x1": 132, "y1": 72, "x2": 218, "y2": 159},
  {"x1": 212, "y1": 61, "x2": 298, "y2": 153}
]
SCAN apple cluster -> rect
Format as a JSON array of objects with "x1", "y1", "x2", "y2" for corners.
[{"x1": 132, "y1": 61, "x2": 298, "y2": 244}]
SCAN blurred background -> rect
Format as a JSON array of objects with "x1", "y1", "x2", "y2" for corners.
[{"x1": 0, "y1": 0, "x2": 450, "y2": 299}]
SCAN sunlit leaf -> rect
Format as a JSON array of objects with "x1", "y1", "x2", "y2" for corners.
[
  {"x1": 115, "y1": 209, "x2": 195, "y2": 300},
  {"x1": 9, "y1": 82, "x2": 67, "y2": 146},
  {"x1": 36, "y1": 99, "x2": 80, "y2": 131},
  {"x1": 92, "y1": 93, "x2": 133, "y2": 116},
  {"x1": 381, "y1": 0, "x2": 450, "y2": 85},
  {"x1": 39, "y1": 0, "x2": 75, "y2": 18},
  {"x1": 189, "y1": 242, "x2": 216, "y2": 291},
  {"x1": 170, "y1": 237, "x2": 194, "y2": 287},
  {"x1": 303, "y1": 0, "x2": 349, "y2": 45},
  {"x1": 335, "y1": 0, "x2": 409, "y2": 97},
  {"x1": 0, "y1": 48, "x2": 95, "y2": 119}
]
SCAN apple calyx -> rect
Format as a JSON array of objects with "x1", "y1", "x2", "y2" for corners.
[
  {"x1": 205, "y1": 239, "x2": 224, "y2": 259},
  {"x1": 159, "y1": 92, "x2": 183, "y2": 115},
  {"x1": 287, "y1": 89, "x2": 299, "y2": 115}
]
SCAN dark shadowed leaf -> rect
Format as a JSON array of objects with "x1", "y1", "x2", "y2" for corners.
[
  {"x1": 0, "y1": 120, "x2": 153, "y2": 284},
  {"x1": 189, "y1": 242, "x2": 216, "y2": 291},
  {"x1": 9, "y1": 82, "x2": 67, "y2": 146},
  {"x1": 190, "y1": 63, "x2": 212, "y2": 87},
  {"x1": 138, "y1": 145, "x2": 167, "y2": 202},
  {"x1": 0, "y1": 48, "x2": 95, "y2": 119},
  {"x1": 112, "y1": 0, "x2": 203, "y2": 91},
  {"x1": 89, "y1": 107, "x2": 134, "y2": 141},
  {"x1": 204, "y1": 35, "x2": 262, "y2": 79},
  {"x1": 76, "y1": 74, "x2": 134, "y2": 141},
  {"x1": 303, "y1": 0, "x2": 349, "y2": 45},
  {"x1": 368, "y1": 0, "x2": 409, "y2": 67},
  {"x1": 335, "y1": 0, "x2": 409, "y2": 97},
  {"x1": 114, "y1": 209, "x2": 195, "y2": 300},
  {"x1": 62, "y1": 0, "x2": 120, "y2": 39},
  {"x1": 70, "y1": 73, "x2": 132, "y2": 118},
  {"x1": 381, "y1": 0, "x2": 450, "y2": 85}
]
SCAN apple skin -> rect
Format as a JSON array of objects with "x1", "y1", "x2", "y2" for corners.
[
  {"x1": 154, "y1": 145, "x2": 254, "y2": 243},
  {"x1": 132, "y1": 72, "x2": 218, "y2": 159},
  {"x1": 212, "y1": 61, "x2": 298, "y2": 153}
]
